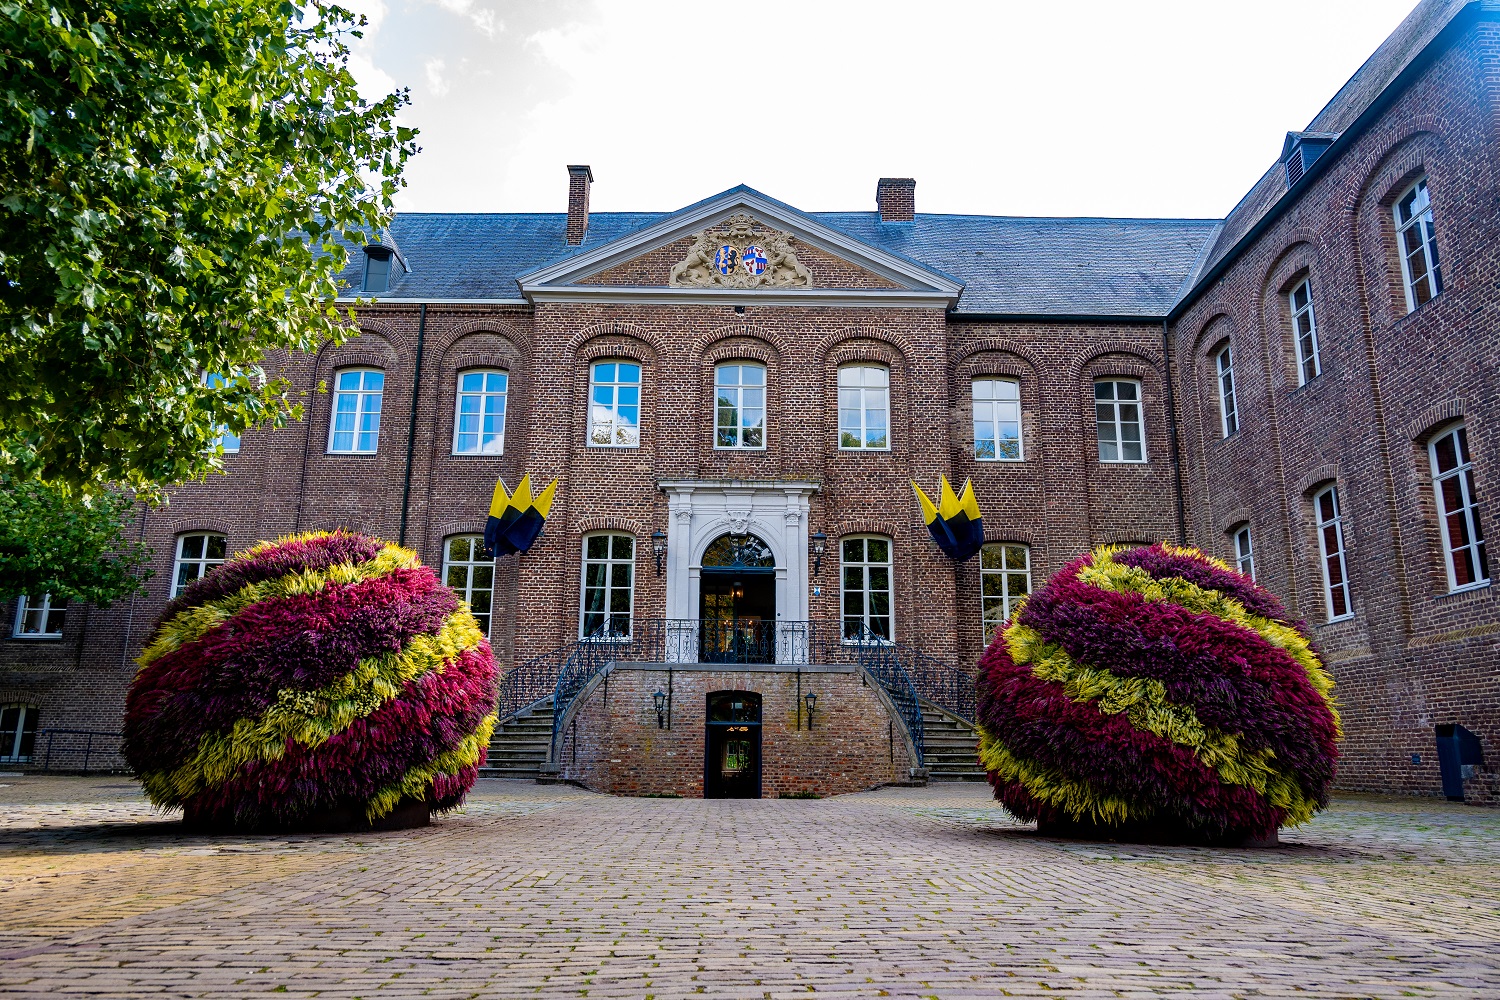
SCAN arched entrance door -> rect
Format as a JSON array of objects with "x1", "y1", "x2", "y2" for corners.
[
  {"x1": 705, "y1": 691, "x2": 762, "y2": 799},
  {"x1": 699, "y1": 533, "x2": 776, "y2": 663}
]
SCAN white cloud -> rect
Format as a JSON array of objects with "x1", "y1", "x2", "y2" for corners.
[
  {"x1": 426, "y1": 0, "x2": 502, "y2": 39},
  {"x1": 425, "y1": 58, "x2": 449, "y2": 98}
]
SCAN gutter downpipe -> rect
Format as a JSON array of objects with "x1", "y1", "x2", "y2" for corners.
[
  {"x1": 1162, "y1": 318, "x2": 1188, "y2": 545},
  {"x1": 398, "y1": 303, "x2": 427, "y2": 547}
]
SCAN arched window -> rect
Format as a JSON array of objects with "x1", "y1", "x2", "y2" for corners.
[
  {"x1": 1231, "y1": 524, "x2": 1255, "y2": 580},
  {"x1": 841, "y1": 536, "x2": 892, "y2": 640},
  {"x1": 328, "y1": 368, "x2": 385, "y2": 453},
  {"x1": 1313, "y1": 486, "x2": 1352, "y2": 621},
  {"x1": 1395, "y1": 177, "x2": 1442, "y2": 313},
  {"x1": 581, "y1": 533, "x2": 634, "y2": 637},
  {"x1": 1289, "y1": 280, "x2": 1321, "y2": 384},
  {"x1": 980, "y1": 543, "x2": 1030, "y2": 641},
  {"x1": 0, "y1": 705, "x2": 38, "y2": 763},
  {"x1": 972, "y1": 378, "x2": 1022, "y2": 461},
  {"x1": 838, "y1": 365, "x2": 890, "y2": 450},
  {"x1": 701, "y1": 534, "x2": 775, "y2": 568},
  {"x1": 443, "y1": 535, "x2": 495, "y2": 637},
  {"x1": 714, "y1": 363, "x2": 766, "y2": 449},
  {"x1": 589, "y1": 361, "x2": 641, "y2": 448},
  {"x1": 173, "y1": 532, "x2": 227, "y2": 597},
  {"x1": 1429, "y1": 422, "x2": 1489, "y2": 592},
  {"x1": 452, "y1": 370, "x2": 509, "y2": 455}
]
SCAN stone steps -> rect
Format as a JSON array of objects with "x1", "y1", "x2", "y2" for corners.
[
  {"x1": 481, "y1": 699, "x2": 555, "y2": 780},
  {"x1": 920, "y1": 704, "x2": 986, "y2": 782}
]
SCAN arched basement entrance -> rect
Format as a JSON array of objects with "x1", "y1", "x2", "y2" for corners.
[
  {"x1": 704, "y1": 691, "x2": 762, "y2": 798},
  {"x1": 699, "y1": 533, "x2": 775, "y2": 663}
]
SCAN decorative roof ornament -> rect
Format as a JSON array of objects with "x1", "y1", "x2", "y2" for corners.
[
  {"x1": 912, "y1": 476, "x2": 984, "y2": 561},
  {"x1": 669, "y1": 213, "x2": 814, "y2": 288},
  {"x1": 484, "y1": 474, "x2": 558, "y2": 558}
]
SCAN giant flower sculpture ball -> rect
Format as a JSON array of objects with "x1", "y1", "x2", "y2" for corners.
[
  {"x1": 124, "y1": 531, "x2": 498, "y2": 831},
  {"x1": 976, "y1": 543, "x2": 1340, "y2": 843}
]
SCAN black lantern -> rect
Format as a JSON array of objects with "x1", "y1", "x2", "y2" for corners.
[
  {"x1": 653, "y1": 689, "x2": 667, "y2": 729},
  {"x1": 810, "y1": 531, "x2": 827, "y2": 577},
  {"x1": 804, "y1": 691, "x2": 817, "y2": 730},
  {"x1": 651, "y1": 530, "x2": 668, "y2": 576}
]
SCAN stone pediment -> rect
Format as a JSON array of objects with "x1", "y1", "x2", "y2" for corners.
[{"x1": 517, "y1": 186, "x2": 963, "y2": 307}]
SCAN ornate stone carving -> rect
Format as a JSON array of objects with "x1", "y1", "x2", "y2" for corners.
[
  {"x1": 725, "y1": 509, "x2": 752, "y2": 536},
  {"x1": 669, "y1": 213, "x2": 814, "y2": 288}
]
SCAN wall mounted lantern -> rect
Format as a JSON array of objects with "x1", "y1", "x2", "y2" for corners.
[
  {"x1": 653, "y1": 689, "x2": 667, "y2": 729},
  {"x1": 810, "y1": 531, "x2": 827, "y2": 577},
  {"x1": 651, "y1": 530, "x2": 668, "y2": 576},
  {"x1": 804, "y1": 691, "x2": 818, "y2": 730}
]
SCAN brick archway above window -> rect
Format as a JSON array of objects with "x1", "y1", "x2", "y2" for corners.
[
  {"x1": 952, "y1": 338, "x2": 1044, "y2": 374},
  {"x1": 1405, "y1": 399, "x2": 1468, "y2": 443},
  {"x1": 814, "y1": 325, "x2": 916, "y2": 365},
  {"x1": 692, "y1": 324, "x2": 787, "y2": 361},
  {"x1": 565, "y1": 321, "x2": 665, "y2": 358},
  {"x1": 575, "y1": 515, "x2": 648, "y2": 537}
]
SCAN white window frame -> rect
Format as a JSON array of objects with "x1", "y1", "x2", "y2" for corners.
[
  {"x1": 580, "y1": 533, "x2": 635, "y2": 639},
  {"x1": 451, "y1": 369, "x2": 509, "y2": 456},
  {"x1": 972, "y1": 378, "x2": 1023, "y2": 462},
  {"x1": 837, "y1": 365, "x2": 891, "y2": 452},
  {"x1": 203, "y1": 372, "x2": 241, "y2": 454},
  {"x1": 1233, "y1": 525, "x2": 1255, "y2": 581},
  {"x1": 840, "y1": 535, "x2": 894, "y2": 642},
  {"x1": 713, "y1": 362, "x2": 767, "y2": 450},
  {"x1": 0, "y1": 705, "x2": 39, "y2": 763},
  {"x1": 587, "y1": 360, "x2": 642, "y2": 449},
  {"x1": 979, "y1": 543, "x2": 1031, "y2": 641},
  {"x1": 443, "y1": 535, "x2": 496, "y2": 638},
  {"x1": 1429, "y1": 422, "x2": 1489, "y2": 593},
  {"x1": 1395, "y1": 177, "x2": 1442, "y2": 314},
  {"x1": 172, "y1": 532, "x2": 228, "y2": 597},
  {"x1": 1289, "y1": 280, "x2": 1321, "y2": 385},
  {"x1": 1215, "y1": 344, "x2": 1238, "y2": 438},
  {"x1": 12, "y1": 595, "x2": 66, "y2": 639},
  {"x1": 1095, "y1": 379, "x2": 1147, "y2": 463},
  {"x1": 1314, "y1": 486, "x2": 1353, "y2": 622},
  {"x1": 327, "y1": 368, "x2": 385, "y2": 454}
]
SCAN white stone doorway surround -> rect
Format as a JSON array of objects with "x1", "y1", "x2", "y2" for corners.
[{"x1": 658, "y1": 480, "x2": 818, "y2": 629}]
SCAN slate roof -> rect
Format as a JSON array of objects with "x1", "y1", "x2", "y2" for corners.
[{"x1": 339, "y1": 210, "x2": 1221, "y2": 318}]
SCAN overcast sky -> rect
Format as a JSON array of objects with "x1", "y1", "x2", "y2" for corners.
[{"x1": 344, "y1": 0, "x2": 1423, "y2": 220}]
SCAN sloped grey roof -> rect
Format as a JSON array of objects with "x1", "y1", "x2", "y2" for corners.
[{"x1": 338, "y1": 210, "x2": 1220, "y2": 317}]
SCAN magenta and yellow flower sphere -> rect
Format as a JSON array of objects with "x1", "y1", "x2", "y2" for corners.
[
  {"x1": 977, "y1": 542, "x2": 1340, "y2": 842},
  {"x1": 124, "y1": 531, "x2": 498, "y2": 830}
]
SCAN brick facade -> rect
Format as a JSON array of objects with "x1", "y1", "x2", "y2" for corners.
[{"x1": 4, "y1": 1, "x2": 1497, "y2": 803}]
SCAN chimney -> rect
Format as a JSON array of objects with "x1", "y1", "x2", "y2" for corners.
[
  {"x1": 566, "y1": 164, "x2": 593, "y2": 245},
  {"x1": 876, "y1": 177, "x2": 916, "y2": 222}
]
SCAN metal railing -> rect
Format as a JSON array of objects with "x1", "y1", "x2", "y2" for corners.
[
  {"x1": 844, "y1": 626, "x2": 926, "y2": 768},
  {"x1": 31, "y1": 729, "x2": 128, "y2": 773}
]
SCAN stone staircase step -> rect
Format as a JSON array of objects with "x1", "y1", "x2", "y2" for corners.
[
  {"x1": 919, "y1": 699, "x2": 985, "y2": 783},
  {"x1": 481, "y1": 698, "x2": 557, "y2": 777}
]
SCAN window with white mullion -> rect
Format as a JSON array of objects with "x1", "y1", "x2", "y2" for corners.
[
  {"x1": 328, "y1": 368, "x2": 385, "y2": 453},
  {"x1": 714, "y1": 363, "x2": 766, "y2": 449},
  {"x1": 588, "y1": 362, "x2": 641, "y2": 448},
  {"x1": 837, "y1": 366, "x2": 890, "y2": 451},
  {"x1": 1095, "y1": 380, "x2": 1146, "y2": 463},
  {"x1": 0, "y1": 705, "x2": 39, "y2": 763},
  {"x1": 1289, "y1": 280, "x2": 1322, "y2": 384},
  {"x1": 841, "y1": 536, "x2": 893, "y2": 640},
  {"x1": 972, "y1": 378, "x2": 1023, "y2": 461},
  {"x1": 1395, "y1": 177, "x2": 1443, "y2": 313},
  {"x1": 1233, "y1": 525, "x2": 1255, "y2": 581},
  {"x1": 1215, "y1": 345, "x2": 1238, "y2": 438},
  {"x1": 1314, "y1": 486, "x2": 1353, "y2": 621},
  {"x1": 979, "y1": 543, "x2": 1030, "y2": 641},
  {"x1": 1429, "y1": 423, "x2": 1489, "y2": 592},
  {"x1": 13, "y1": 595, "x2": 66, "y2": 638},
  {"x1": 444, "y1": 535, "x2": 496, "y2": 637},
  {"x1": 452, "y1": 370, "x2": 508, "y2": 455},
  {"x1": 173, "y1": 533, "x2": 228, "y2": 597},
  {"x1": 580, "y1": 533, "x2": 634, "y2": 638}
]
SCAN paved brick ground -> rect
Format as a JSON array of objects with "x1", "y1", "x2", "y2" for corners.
[{"x1": 0, "y1": 776, "x2": 1497, "y2": 999}]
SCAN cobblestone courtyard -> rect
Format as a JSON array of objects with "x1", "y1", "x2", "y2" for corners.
[{"x1": 0, "y1": 777, "x2": 1496, "y2": 999}]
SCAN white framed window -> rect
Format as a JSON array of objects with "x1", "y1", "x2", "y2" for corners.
[
  {"x1": 838, "y1": 365, "x2": 890, "y2": 451},
  {"x1": 13, "y1": 595, "x2": 66, "y2": 639},
  {"x1": 714, "y1": 363, "x2": 766, "y2": 449},
  {"x1": 1215, "y1": 345, "x2": 1238, "y2": 438},
  {"x1": 588, "y1": 361, "x2": 641, "y2": 448},
  {"x1": 841, "y1": 536, "x2": 893, "y2": 641},
  {"x1": 0, "y1": 705, "x2": 39, "y2": 763},
  {"x1": 1314, "y1": 486, "x2": 1353, "y2": 621},
  {"x1": 1395, "y1": 177, "x2": 1442, "y2": 313},
  {"x1": 1429, "y1": 422, "x2": 1489, "y2": 592},
  {"x1": 452, "y1": 370, "x2": 508, "y2": 456},
  {"x1": 1095, "y1": 380, "x2": 1146, "y2": 463},
  {"x1": 203, "y1": 372, "x2": 241, "y2": 453},
  {"x1": 581, "y1": 533, "x2": 634, "y2": 637},
  {"x1": 1233, "y1": 525, "x2": 1255, "y2": 581},
  {"x1": 1290, "y1": 280, "x2": 1321, "y2": 384},
  {"x1": 328, "y1": 368, "x2": 384, "y2": 454},
  {"x1": 173, "y1": 533, "x2": 228, "y2": 597},
  {"x1": 980, "y1": 543, "x2": 1030, "y2": 641},
  {"x1": 972, "y1": 378, "x2": 1022, "y2": 461},
  {"x1": 444, "y1": 535, "x2": 496, "y2": 637}
]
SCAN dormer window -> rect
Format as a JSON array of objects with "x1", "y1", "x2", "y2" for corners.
[
  {"x1": 362, "y1": 246, "x2": 393, "y2": 293},
  {"x1": 1282, "y1": 132, "x2": 1336, "y2": 187}
]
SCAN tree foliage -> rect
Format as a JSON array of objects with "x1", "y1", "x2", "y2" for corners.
[
  {"x1": 0, "y1": 477, "x2": 152, "y2": 605},
  {"x1": 0, "y1": 0, "x2": 417, "y2": 495}
]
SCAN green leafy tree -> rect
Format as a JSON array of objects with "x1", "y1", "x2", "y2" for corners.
[
  {"x1": 0, "y1": 478, "x2": 152, "y2": 605},
  {"x1": 0, "y1": 0, "x2": 418, "y2": 495}
]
